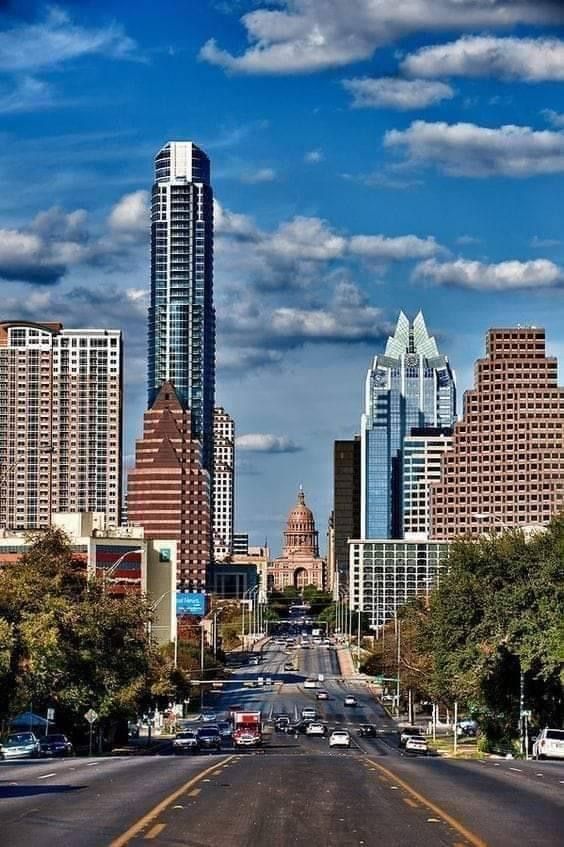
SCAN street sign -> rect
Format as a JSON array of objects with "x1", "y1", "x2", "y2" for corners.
[
  {"x1": 46, "y1": 708, "x2": 55, "y2": 721},
  {"x1": 520, "y1": 710, "x2": 532, "y2": 719},
  {"x1": 84, "y1": 708, "x2": 98, "y2": 724}
]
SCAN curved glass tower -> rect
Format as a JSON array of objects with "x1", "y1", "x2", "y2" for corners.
[
  {"x1": 148, "y1": 141, "x2": 215, "y2": 470},
  {"x1": 360, "y1": 311, "x2": 456, "y2": 538}
]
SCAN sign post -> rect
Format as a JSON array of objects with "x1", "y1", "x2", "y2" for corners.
[{"x1": 84, "y1": 708, "x2": 98, "y2": 757}]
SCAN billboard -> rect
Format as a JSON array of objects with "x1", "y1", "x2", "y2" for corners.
[{"x1": 176, "y1": 592, "x2": 207, "y2": 617}]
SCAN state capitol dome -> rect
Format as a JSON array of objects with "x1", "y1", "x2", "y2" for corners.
[{"x1": 283, "y1": 488, "x2": 319, "y2": 556}]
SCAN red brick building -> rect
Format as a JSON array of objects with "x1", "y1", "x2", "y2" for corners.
[
  {"x1": 431, "y1": 327, "x2": 564, "y2": 539},
  {"x1": 127, "y1": 382, "x2": 210, "y2": 591}
]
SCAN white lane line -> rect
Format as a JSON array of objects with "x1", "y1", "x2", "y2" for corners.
[
  {"x1": 536, "y1": 773, "x2": 544, "y2": 778},
  {"x1": 37, "y1": 772, "x2": 56, "y2": 780},
  {"x1": 509, "y1": 767, "x2": 522, "y2": 772},
  {"x1": 86, "y1": 761, "x2": 100, "y2": 766}
]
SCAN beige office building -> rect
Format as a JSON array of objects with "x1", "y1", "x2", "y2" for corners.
[
  {"x1": 0, "y1": 321, "x2": 122, "y2": 530},
  {"x1": 431, "y1": 327, "x2": 564, "y2": 538}
]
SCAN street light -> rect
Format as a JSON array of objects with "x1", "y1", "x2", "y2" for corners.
[{"x1": 100, "y1": 548, "x2": 143, "y2": 592}]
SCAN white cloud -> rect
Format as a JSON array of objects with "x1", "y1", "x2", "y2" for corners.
[
  {"x1": 0, "y1": 6, "x2": 137, "y2": 72},
  {"x1": 108, "y1": 190, "x2": 149, "y2": 237},
  {"x1": 530, "y1": 235, "x2": 561, "y2": 248},
  {"x1": 350, "y1": 234, "x2": 440, "y2": 260},
  {"x1": 414, "y1": 257, "x2": 564, "y2": 290},
  {"x1": 343, "y1": 77, "x2": 453, "y2": 110},
  {"x1": 199, "y1": 0, "x2": 563, "y2": 75},
  {"x1": 239, "y1": 167, "x2": 277, "y2": 183},
  {"x1": 305, "y1": 149, "x2": 324, "y2": 163},
  {"x1": 236, "y1": 433, "x2": 302, "y2": 453},
  {"x1": 541, "y1": 108, "x2": 564, "y2": 129},
  {"x1": 402, "y1": 35, "x2": 564, "y2": 82},
  {"x1": 456, "y1": 235, "x2": 482, "y2": 246},
  {"x1": 384, "y1": 120, "x2": 564, "y2": 177},
  {"x1": 0, "y1": 76, "x2": 56, "y2": 114}
]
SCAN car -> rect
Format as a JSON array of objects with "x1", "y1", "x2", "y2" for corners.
[
  {"x1": 0, "y1": 731, "x2": 40, "y2": 760},
  {"x1": 304, "y1": 679, "x2": 317, "y2": 689},
  {"x1": 201, "y1": 711, "x2": 217, "y2": 722},
  {"x1": 533, "y1": 727, "x2": 564, "y2": 760},
  {"x1": 405, "y1": 735, "x2": 428, "y2": 755},
  {"x1": 358, "y1": 724, "x2": 377, "y2": 738},
  {"x1": 329, "y1": 730, "x2": 351, "y2": 748},
  {"x1": 284, "y1": 663, "x2": 295, "y2": 671},
  {"x1": 305, "y1": 722, "x2": 326, "y2": 736},
  {"x1": 248, "y1": 656, "x2": 259, "y2": 666},
  {"x1": 265, "y1": 677, "x2": 273, "y2": 686},
  {"x1": 275, "y1": 716, "x2": 291, "y2": 732},
  {"x1": 316, "y1": 690, "x2": 329, "y2": 700},
  {"x1": 301, "y1": 708, "x2": 317, "y2": 721},
  {"x1": 197, "y1": 727, "x2": 222, "y2": 752},
  {"x1": 217, "y1": 721, "x2": 233, "y2": 741},
  {"x1": 344, "y1": 696, "x2": 357, "y2": 707},
  {"x1": 456, "y1": 719, "x2": 478, "y2": 737},
  {"x1": 399, "y1": 726, "x2": 422, "y2": 748},
  {"x1": 128, "y1": 722, "x2": 140, "y2": 739},
  {"x1": 39, "y1": 733, "x2": 74, "y2": 758},
  {"x1": 172, "y1": 730, "x2": 200, "y2": 755}
]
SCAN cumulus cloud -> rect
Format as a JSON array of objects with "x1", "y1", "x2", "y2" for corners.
[
  {"x1": 0, "y1": 191, "x2": 149, "y2": 285},
  {"x1": 0, "y1": 6, "x2": 137, "y2": 72},
  {"x1": 402, "y1": 35, "x2": 564, "y2": 82},
  {"x1": 343, "y1": 77, "x2": 453, "y2": 110},
  {"x1": 414, "y1": 257, "x2": 564, "y2": 290},
  {"x1": 108, "y1": 190, "x2": 149, "y2": 237},
  {"x1": 384, "y1": 120, "x2": 564, "y2": 177},
  {"x1": 541, "y1": 108, "x2": 564, "y2": 129},
  {"x1": 199, "y1": 0, "x2": 563, "y2": 75},
  {"x1": 349, "y1": 234, "x2": 440, "y2": 261},
  {"x1": 236, "y1": 433, "x2": 302, "y2": 453}
]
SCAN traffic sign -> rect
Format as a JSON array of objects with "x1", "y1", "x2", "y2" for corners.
[
  {"x1": 84, "y1": 708, "x2": 98, "y2": 724},
  {"x1": 46, "y1": 708, "x2": 55, "y2": 721}
]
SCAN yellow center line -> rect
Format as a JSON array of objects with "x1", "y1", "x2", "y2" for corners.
[
  {"x1": 403, "y1": 797, "x2": 419, "y2": 809},
  {"x1": 366, "y1": 759, "x2": 488, "y2": 847},
  {"x1": 144, "y1": 823, "x2": 166, "y2": 840},
  {"x1": 108, "y1": 755, "x2": 234, "y2": 847}
]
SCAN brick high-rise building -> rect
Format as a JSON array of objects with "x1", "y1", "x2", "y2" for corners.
[
  {"x1": 127, "y1": 381, "x2": 210, "y2": 591},
  {"x1": 431, "y1": 327, "x2": 564, "y2": 539},
  {"x1": 212, "y1": 407, "x2": 234, "y2": 562},
  {"x1": 0, "y1": 321, "x2": 122, "y2": 530}
]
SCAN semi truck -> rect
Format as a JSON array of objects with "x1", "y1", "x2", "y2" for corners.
[{"x1": 232, "y1": 711, "x2": 262, "y2": 748}]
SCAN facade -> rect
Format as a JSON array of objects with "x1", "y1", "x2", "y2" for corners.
[
  {"x1": 212, "y1": 407, "x2": 234, "y2": 561},
  {"x1": 402, "y1": 429, "x2": 453, "y2": 541},
  {"x1": 349, "y1": 539, "x2": 450, "y2": 630},
  {"x1": 333, "y1": 438, "x2": 361, "y2": 585},
  {"x1": 268, "y1": 489, "x2": 327, "y2": 592},
  {"x1": 232, "y1": 533, "x2": 249, "y2": 556},
  {"x1": 127, "y1": 381, "x2": 211, "y2": 592},
  {"x1": 231, "y1": 544, "x2": 270, "y2": 603},
  {"x1": 431, "y1": 327, "x2": 564, "y2": 539},
  {"x1": 148, "y1": 141, "x2": 215, "y2": 470},
  {"x1": 0, "y1": 321, "x2": 122, "y2": 530},
  {"x1": 361, "y1": 311, "x2": 456, "y2": 539}
]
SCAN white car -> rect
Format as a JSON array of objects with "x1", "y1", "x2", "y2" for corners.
[
  {"x1": 329, "y1": 730, "x2": 351, "y2": 748},
  {"x1": 316, "y1": 690, "x2": 329, "y2": 701},
  {"x1": 404, "y1": 735, "x2": 428, "y2": 755},
  {"x1": 533, "y1": 727, "x2": 564, "y2": 760},
  {"x1": 344, "y1": 695, "x2": 357, "y2": 707},
  {"x1": 301, "y1": 708, "x2": 317, "y2": 721},
  {"x1": 305, "y1": 722, "x2": 326, "y2": 736},
  {"x1": 304, "y1": 679, "x2": 317, "y2": 689}
]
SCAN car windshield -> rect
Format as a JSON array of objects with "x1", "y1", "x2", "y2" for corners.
[
  {"x1": 177, "y1": 732, "x2": 196, "y2": 739},
  {"x1": 43, "y1": 735, "x2": 66, "y2": 743},
  {"x1": 546, "y1": 729, "x2": 564, "y2": 739},
  {"x1": 6, "y1": 733, "x2": 35, "y2": 745},
  {"x1": 198, "y1": 729, "x2": 219, "y2": 737}
]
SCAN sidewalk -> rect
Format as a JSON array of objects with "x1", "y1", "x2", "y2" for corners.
[{"x1": 336, "y1": 646, "x2": 358, "y2": 679}]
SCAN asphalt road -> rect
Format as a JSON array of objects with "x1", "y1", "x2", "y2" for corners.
[{"x1": 1, "y1": 641, "x2": 563, "y2": 846}]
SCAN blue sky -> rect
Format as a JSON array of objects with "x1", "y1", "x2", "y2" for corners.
[{"x1": 1, "y1": 1, "x2": 564, "y2": 553}]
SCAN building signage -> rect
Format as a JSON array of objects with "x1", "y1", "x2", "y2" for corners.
[
  {"x1": 176, "y1": 592, "x2": 207, "y2": 616},
  {"x1": 159, "y1": 548, "x2": 171, "y2": 563}
]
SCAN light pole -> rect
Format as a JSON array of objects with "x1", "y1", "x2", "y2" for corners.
[
  {"x1": 100, "y1": 548, "x2": 144, "y2": 592},
  {"x1": 148, "y1": 590, "x2": 176, "y2": 667}
]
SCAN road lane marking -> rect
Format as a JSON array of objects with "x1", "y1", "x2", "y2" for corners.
[
  {"x1": 366, "y1": 759, "x2": 487, "y2": 847},
  {"x1": 187, "y1": 788, "x2": 201, "y2": 797},
  {"x1": 509, "y1": 767, "x2": 522, "y2": 772},
  {"x1": 87, "y1": 762, "x2": 100, "y2": 766},
  {"x1": 37, "y1": 772, "x2": 56, "y2": 779},
  {"x1": 144, "y1": 823, "x2": 166, "y2": 840},
  {"x1": 109, "y1": 755, "x2": 234, "y2": 847}
]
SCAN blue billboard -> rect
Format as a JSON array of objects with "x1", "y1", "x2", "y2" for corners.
[{"x1": 176, "y1": 592, "x2": 207, "y2": 617}]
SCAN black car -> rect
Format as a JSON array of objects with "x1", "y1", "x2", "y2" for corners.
[
  {"x1": 358, "y1": 724, "x2": 377, "y2": 738},
  {"x1": 197, "y1": 727, "x2": 222, "y2": 752},
  {"x1": 275, "y1": 716, "x2": 291, "y2": 732},
  {"x1": 39, "y1": 734, "x2": 74, "y2": 757}
]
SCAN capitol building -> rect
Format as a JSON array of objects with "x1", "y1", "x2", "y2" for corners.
[{"x1": 268, "y1": 488, "x2": 327, "y2": 592}]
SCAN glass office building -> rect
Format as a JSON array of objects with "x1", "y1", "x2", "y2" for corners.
[
  {"x1": 148, "y1": 141, "x2": 215, "y2": 470},
  {"x1": 360, "y1": 311, "x2": 456, "y2": 539}
]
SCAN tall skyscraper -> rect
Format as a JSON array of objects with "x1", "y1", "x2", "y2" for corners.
[
  {"x1": 333, "y1": 438, "x2": 361, "y2": 582},
  {"x1": 361, "y1": 311, "x2": 456, "y2": 539},
  {"x1": 0, "y1": 321, "x2": 122, "y2": 529},
  {"x1": 148, "y1": 141, "x2": 215, "y2": 470},
  {"x1": 127, "y1": 382, "x2": 211, "y2": 591},
  {"x1": 212, "y1": 407, "x2": 234, "y2": 561},
  {"x1": 402, "y1": 428, "x2": 452, "y2": 541},
  {"x1": 431, "y1": 326, "x2": 564, "y2": 539}
]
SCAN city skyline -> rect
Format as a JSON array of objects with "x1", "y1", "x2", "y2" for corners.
[{"x1": 0, "y1": 2, "x2": 564, "y2": 552}]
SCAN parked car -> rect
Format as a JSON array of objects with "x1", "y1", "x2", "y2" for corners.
[
  {"x1": 358, "y1": 724, "x2": 377, "y2": 738},
  {"x1": 197, "y1": 727, "x2": 222, "y2": 752},
  {"x1": 0, "y1": 731, "x2": 40, "y2": 760},
  {"x1": 533, "y1": 727, "x2": 564, "y2": 760},
  {"x1": 456, "y1": 719, "x2": 478, "y2": 738},
  {"x1": 329, "y1": 730, "x2": 351, "y2": 749},
  {"x1": 173, "y1": 730, "x2": 199, "y2": 755},
  {"x1": 399, "y1": 726, "x2": 422, "y2": 748},
  {"x1": 405, "y1": 735, "x2": 428, "y2": 755},
  {"x1": 344, "y1": 696, "x2": 357, "y2": 707},
  {"x1": 316, "y1": 690, "x2": 329, "y2": 701},
  {"x1": 305, "y1": 722, "x2": 326, "y2": 737},
  {"x1": 39, "y1": 734, "x2": 74, "y2": 758}
]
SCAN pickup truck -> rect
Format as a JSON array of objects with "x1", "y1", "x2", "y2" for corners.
[{"x1": 232, "y1": 711, "x2": 262, "y2": 748}]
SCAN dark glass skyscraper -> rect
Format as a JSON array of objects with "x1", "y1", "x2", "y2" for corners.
[
  {"x1": 148, "y1": 141, "x2": 215, "y2": 470},
  {"x1": 360, "y1": 311, "x2": 456, "y2": 538}
]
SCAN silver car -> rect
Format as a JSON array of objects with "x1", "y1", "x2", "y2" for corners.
[{"x1": 0, "y1": 731, "x2": 40, "y2": 759}]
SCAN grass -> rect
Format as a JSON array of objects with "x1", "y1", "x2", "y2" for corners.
[{"x1": 431, "y1": 735, "x2": 484, "y2": 759}]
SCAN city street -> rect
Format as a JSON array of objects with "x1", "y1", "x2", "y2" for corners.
[{"x1": 1, "y1": 642, "x2": 563, "y2": 846}]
